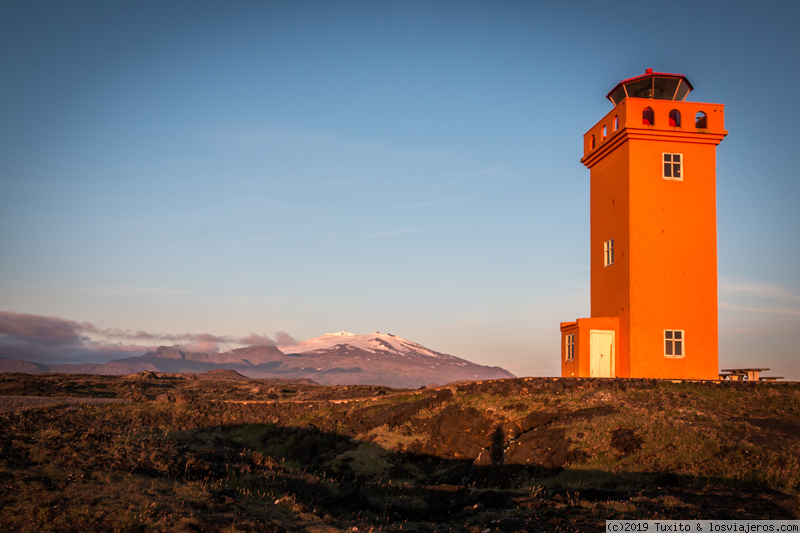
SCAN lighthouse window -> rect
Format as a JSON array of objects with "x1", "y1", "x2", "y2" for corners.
[
  {"x1": 614, "y1": 115, "x2": 619, "y2": 131},
  {"x1": 609, "y1": 85, "x2": 627, "y2": 106},
  {"x1": 642, "y1": 107, "x2": 655, "y2": 125},
  {"x1": 627, "y1": 78, "x2": 653, "y2": 99},
  {"x1": 604, "y1": 239, "x2": 614, "y2": 267},
  {"x1": 675, "y1": 80, "x2": 691, "y2": 101},
  {"x1": 663, "y1": 153, "x2": 682, "y2": 180},
  {"x1": 669, "y1": 109, "x2": 681, "y2": 127},
  {"x1": 664, "y1": 329, "x2": 685, "y2": 358},
  {"x1": 654, "y1": 77, "x2": 681, "y2": 100},
  {"x1": 566, "y1": 334, "x2": 575, "y2": 361}
]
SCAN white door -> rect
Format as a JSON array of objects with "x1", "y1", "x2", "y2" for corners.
[{"x1": 590, "y1": 330, "x2": 615, "y2": 377}]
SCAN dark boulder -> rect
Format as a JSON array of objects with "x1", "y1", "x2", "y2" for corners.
[
  {"x1": 418, "y1": 405, "x2": 500, "y2": 460},
  {"x1": 518, "y1": 411, "x2": 558, "y2": 432},
  {"x1": 503, "y1": 427, "x2": 571, "y2": 468}
]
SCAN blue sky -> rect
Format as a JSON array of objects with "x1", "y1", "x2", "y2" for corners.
[{"x1": 1, "y1": 1, "x2": 799, "y2": 378}]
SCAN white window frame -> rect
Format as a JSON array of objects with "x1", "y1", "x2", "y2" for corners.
[
  {"x1": 566, "y1": 334, "x2": 575, "y2": 362},
  {"x1": 664, "y1": 329, "x2": 685, "y2": 358},
  {"x1": 604, "y1": 239, "x2": 614, "y2": 267},
  {"x1": 663, "y1": 153, "x2": 683, "y2": 181}
]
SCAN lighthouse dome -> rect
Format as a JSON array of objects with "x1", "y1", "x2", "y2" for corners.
[{"x1": 607, "y1": 68, "x2": 693, "y2": 106}]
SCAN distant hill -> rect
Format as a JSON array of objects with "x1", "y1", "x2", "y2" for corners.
[
  {"x1": 0, "y1": 358, "x2": 50, "y2": 374},
  {"x1": 0, "y1": 331, "x2": 515, "y2": 388}
]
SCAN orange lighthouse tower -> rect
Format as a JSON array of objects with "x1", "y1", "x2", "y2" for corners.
[{"x1": 560, "y1": 69, "x2": 727, "y2": 379}]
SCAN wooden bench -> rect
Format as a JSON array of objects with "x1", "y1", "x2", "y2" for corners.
[{"x1": 720, "y1": 368, "x2": 770, "y2": 381}]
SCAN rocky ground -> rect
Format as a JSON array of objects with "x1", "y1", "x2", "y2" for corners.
[{"x1": 1, "y1": 371, "x2": 799, "y2": 532}]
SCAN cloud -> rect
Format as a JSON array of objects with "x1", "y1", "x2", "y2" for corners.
[
  {"x1": 183, "y1": 340, "x2": 222, "y2": 353},
  {"x1": 313, "y1": 229, "x2": 424, "y2": 239},
  {"x1": 719, "y1": 303, "x2": 800, "y2": 317},
  {"x1": 719, "y1": 279, "x2": 800, "y2": 301},
  {"x1": 718, "y1": 278, "x2": 800, "y2": 318},
  {"x1": 80, "y1": 327, "x2": 232, "y2": 348},
  {"x1": 238, "y1": 333, "x2": 276, "y2": 346},
  {"x1": 72, "y1": 284, "x2": 192, "y2": 297},
  {"x1": 385, "y1": 197, "x2": 468, "y2": 211},
  {"x1": 275, "y1": 332, "x2": 296, "y2": 345},
  {"x1": 0, "y1": 311, "x2": 84, "y2": 339},
  {"x1": 264, "y1": 196, "x2": 468, "y2": 216},
  {"x1": 0, "y1": 311, "x2": 295, "y2": 364},
  {"x1": 230, "y1": 129, "x2": 449, "y2": 161},
  {"x1": 0, "y1": 311, "x2": 147, "y2": 364},
  {"x1": 469, "y1": 167, "x2": 518, "y2": 180},
  {"x1": 236, "y1": 332, "x2": 295, "y2": 346},
  {"x1": 720, "y1": 328, "x2": 797, "y2": 334}
]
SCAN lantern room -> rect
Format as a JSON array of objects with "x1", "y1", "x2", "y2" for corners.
[{"x1": 606, "y1": 68, "x2": 694, "y2": 106}]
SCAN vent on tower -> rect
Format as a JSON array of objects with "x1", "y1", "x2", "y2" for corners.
[
  {"x1": 642, "y1": 107, "x2": 655, "y2": 126},
  {"x1": 695, "y1": 111, "x2": 708, "y2": 129},
  {"x1": 669, "y1": 109, "x2": 682, "y2": 127}
]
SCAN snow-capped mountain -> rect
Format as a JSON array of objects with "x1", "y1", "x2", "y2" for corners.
[
  {"x1": 280, "y1": 331, "x2": 457, "y2": 360},
  {"x1": 274, "y1": 331, "x2": 515, "y2": 388}
]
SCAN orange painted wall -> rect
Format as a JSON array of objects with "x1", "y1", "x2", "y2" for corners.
[
  {"x1": 588, "y1": 138, "x2": 631, "y2": 376},
  {"x1": 575, "y1": 97, "x2": 726, "y2": 379}
]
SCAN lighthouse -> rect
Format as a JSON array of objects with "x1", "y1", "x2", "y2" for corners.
[{"x1": 560, "y1": 69, "x2": 727, "y2": 379}]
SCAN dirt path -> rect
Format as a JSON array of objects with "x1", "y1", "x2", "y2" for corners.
[{"x1": 0, "y1": 395, "x2": 128, "y2": 414}]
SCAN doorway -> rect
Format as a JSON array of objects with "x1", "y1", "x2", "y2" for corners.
[{"x1": 590, "y1": 330, "x2": 615, "y2": 377}]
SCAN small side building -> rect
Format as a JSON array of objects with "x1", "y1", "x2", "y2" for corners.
[{"x1": 561, "y1": 69, "x2": 727, "y2": 379}]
